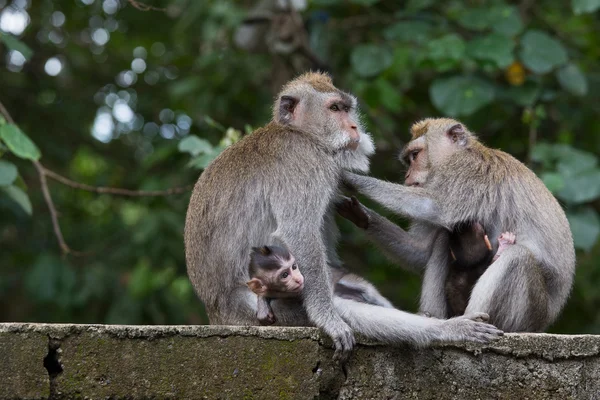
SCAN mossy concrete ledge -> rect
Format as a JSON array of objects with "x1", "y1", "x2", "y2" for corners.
[{"x1": 1, "y1": 323, "x2": 600, "y2": 399}]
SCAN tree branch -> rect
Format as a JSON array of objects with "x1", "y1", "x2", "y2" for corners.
[
  {"x1": 0, "y1": 100, "x2": 194, "y2": 256},
  {"x1": 127, "y1": 0, "x2": 166, "y2": 12},
  {"x1": 43, "y1": 168, "x2": 193, "y2": 196}
]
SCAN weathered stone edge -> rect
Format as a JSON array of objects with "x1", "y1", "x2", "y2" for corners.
[{"x1": 1, "y1": 323, "x2": 599, "y2": 360}]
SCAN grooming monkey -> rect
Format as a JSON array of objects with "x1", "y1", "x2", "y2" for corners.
[
  {"x1": 342, "y1": 118, "x2": 576, "y2": 332},
  {"x1": 247, "y1": 245, "x2": 394, "y2": 325},
  {"x1": 185, "y1": 74, "x2": 502, "y2": 360}
]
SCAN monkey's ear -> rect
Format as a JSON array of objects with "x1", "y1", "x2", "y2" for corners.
[
  {"x1": 447, "y1": 124, "x2": 468, "y2": 147},
  {"x1": 247, "y1": 278, "x2": 266, "y2": 294},
  {"x1": 278, "y1": 95, "x2": 298, "y2": 125}
]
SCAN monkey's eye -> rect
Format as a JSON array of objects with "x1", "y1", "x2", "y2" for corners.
[
  {"x1": 281, "y1": 271, "x2": 289, "y2": 279},
  {"x1": 343, "y1": 105, "x2": 350, "y2": 112},
  {"x1": 410, "y1": 150, "x2": 420, "y2": 162},
  {"x1": 330, "y1": 104, "x2": 340, "y2": 112},
  {"x1": 292, "y1": 263, "x2": 298, "y2": 270}
]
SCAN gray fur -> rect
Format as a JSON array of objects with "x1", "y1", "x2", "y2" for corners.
[
  {"x1": 185, "y1": 76, "x2": 502, "y2": 360},
  {"x1": 342, "y1": 121, "x2": 576, "y2": 332}
]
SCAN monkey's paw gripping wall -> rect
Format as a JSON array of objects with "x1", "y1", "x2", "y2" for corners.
[{"x1": 1, "y1": 323, "x2": 598, "y2": 399}]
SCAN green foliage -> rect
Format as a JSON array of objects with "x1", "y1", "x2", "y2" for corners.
[
  {"x1": 519, "y1": 30, "x2": 568, "y2": 74},
  {"x1": 0, "y1": 124, "x2": 41, "y2": 161},
  {"x1": 1, "y1": 0, "x2": 599, "y2": 334},
  {"x1": 351, "y1": 45, "x2": 393, "y2": 78},
  {"x1": 0, "y1": 33, "x2": 33, "y2": 60},
  {"x1": 0, "y1": 159, "x2": 17, "y2": 186},
  {"x1": 430, "y1": 76, "x2": 495, "y2": 116}
]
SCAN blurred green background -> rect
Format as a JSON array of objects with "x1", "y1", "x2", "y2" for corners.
[{"x1": 1, "y1": 0, "x2": 599, "y2": 333}]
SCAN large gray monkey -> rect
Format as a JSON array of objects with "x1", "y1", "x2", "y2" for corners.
[
  {"x1": 342, "y1": 118, "x2": 576, "y2": 332},
  {"x1": 184, "y1": 74, "x2": 502, "y2": 360}
]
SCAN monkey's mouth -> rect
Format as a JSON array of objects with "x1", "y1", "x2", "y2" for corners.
[{"x1": 290, "y1": 283, "x2": 304, "y2": 292}]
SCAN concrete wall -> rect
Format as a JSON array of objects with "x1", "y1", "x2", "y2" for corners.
[{"x1": 1, "y1": 323, "x2": 599, "y2": 399}]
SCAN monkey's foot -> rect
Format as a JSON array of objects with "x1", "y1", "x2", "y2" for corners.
[
  {"x1": 440, "y1": 312, "x2": 503, "y2": 344},
  {"x1": 257, "y1": 312, "x2": 277, "y2": 326},
  {"x1": 493, "y1": 232, "x2": 516, "y2": 262}
]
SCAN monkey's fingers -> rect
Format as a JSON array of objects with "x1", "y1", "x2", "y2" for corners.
[
  {"x1": 331, "y1": 329, "x2": 355, "y2": 365},
  {"x1": 483, "y1": 235, "x2": 492, "y2": 251}
]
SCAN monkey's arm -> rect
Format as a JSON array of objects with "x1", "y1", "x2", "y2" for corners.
[
  {"x1": 271, "y1": 195, "x2": 355, "y2": 360},
  {"x1": 337, "y1": 196, "x2": 435, "y2": 272},
  {"x1": 343, "y1": 172, "x2": 447, "y2": 228}
]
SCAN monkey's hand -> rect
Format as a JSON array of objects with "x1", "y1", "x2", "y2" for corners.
[
  {"x1": 439, "y1": 312, "x2": 503, "y2": 344},
  {"x1": 336, "y1": 196, "x2": 370, "y2": 229},
  {"x1": 320, "y1": 315, "x2": 355, "y2": 364}
]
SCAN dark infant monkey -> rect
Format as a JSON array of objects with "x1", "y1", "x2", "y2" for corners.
[
  {"x1": 446, "y1": 222, "x2": 516, "y2": 316},
  {"x1": 247, "y1": 245, "x2": 393, "y2": 325},
  {"x1": 338, "y1": 198, "x2": 516, "y2": 317}
]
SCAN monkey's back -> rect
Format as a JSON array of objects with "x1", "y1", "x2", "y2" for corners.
[{"x1": 184, "y1": 123, "x2": 338, "y2": 313}]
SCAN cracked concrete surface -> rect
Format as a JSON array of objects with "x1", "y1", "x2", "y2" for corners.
[{"x1": 1, "y1": 323, "x2": 599, "y2": 399}]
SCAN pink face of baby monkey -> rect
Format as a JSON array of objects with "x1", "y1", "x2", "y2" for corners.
[{"x1": 247, "y1": 246, "x2": 304, "y2": 298}]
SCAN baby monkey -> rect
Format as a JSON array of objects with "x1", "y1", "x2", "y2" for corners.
[
  {"x1": 248, "y1": 245, "x2": 394, "y2": 325},
  {"x1": 446, "y1": 223, "x2": 516, "y2": 316},
  {"x1": 247, "y1": 246, "x2": 305, "y2": 325}
]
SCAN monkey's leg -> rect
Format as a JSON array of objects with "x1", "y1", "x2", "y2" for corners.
[
  {"x1": 334, "y1": 297, "x2": 502, "y2": 345},
  {"x1": 419, "y1": 233, "x2": 451, "y2": 318},
  {"x1": 465, "y1": 244, "x2": 549, "y2": 332}
]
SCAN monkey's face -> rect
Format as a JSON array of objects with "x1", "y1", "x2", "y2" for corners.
[
  {"x1": 402, "y1": 136, "x2": 430, "y2": 187},
  {"x1": 247, "y1": 255, "x2": 304, "y2": 298},
  {"x1": 402, "y1": 119, "x2": 471, "y2": 186}
]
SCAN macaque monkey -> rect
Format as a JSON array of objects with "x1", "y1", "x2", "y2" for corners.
[
  {"x1": 247, "y1": 245, "x2": 394, "y2": 325},
  {"x1": 185, "y1": 74, "x2": 502, "y2": 361},
  {"x1": 342, "y1": 118, "x2": 576, "y2": 332}
]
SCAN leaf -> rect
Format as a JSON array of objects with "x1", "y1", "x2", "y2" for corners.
[
  {"x1": 426, "y1": 34, "x2": 466, "y2": 63},
  {"x1": 187, "y1": 149, "x2": 222, "y2": 170},
  {"x1": 1, "y1": 184, "x2": 32, "y2": 215},
  {"x1": 0, "y1": 33, "x2": 33, "y2": 60},
  {"x1": 406, "y1": 0, "x2": 435, "y2": 11},
  {"x1": 430, "y1": 76, "x2": 495, "y2": 116},
  {"x1": 0, "y1": 124, "x2": 41, "y2": 161},
  {"x1": 351, "y1": 45, "x2": 393, "y2": 78},
  {"x1": 384, "y1": 21, "x2": 432, "y2": 44},
  {"x1": 567, "y1": 208, "x2": 600, "y2": 252},
  {"x1": 375, "y1": 78, "x2": 403, "y2": 112},
  {"x1": 556, "y1": 64, "x2": 588, "y2": 96},
  {"x1": 557, "y1": 168, "x2": 600, "y2": 204},
  {"x1": 505, "y1": 81, "x2": 541, "y2": 106},
  {"x1": 519, "y1": 30, "x2": 568, "y2": 74},
  {"x1": 540, "y1": 172, "x2": 565, "y2": 193},
  {"x1": 178, "y1": 135, "x2": 213, "y2": 156},
  {"x1": 467, "y1": 33, "x2": 515, "y2": 68},
  {"x1": 456, "y1": 9, "x2": 490, "y2": 31},
  {"x1": 0, "y1": 159, "x2": 18, "y2": 186},
  {"x1": 488, "y1": 5, "x2": 523, "y2": 37},
  {"x1": 350, "y1": 0, "x2": 380, "y2": 5},
  {"x1": 572, "y1": 0, "x2": 600, "y2": 14}
]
